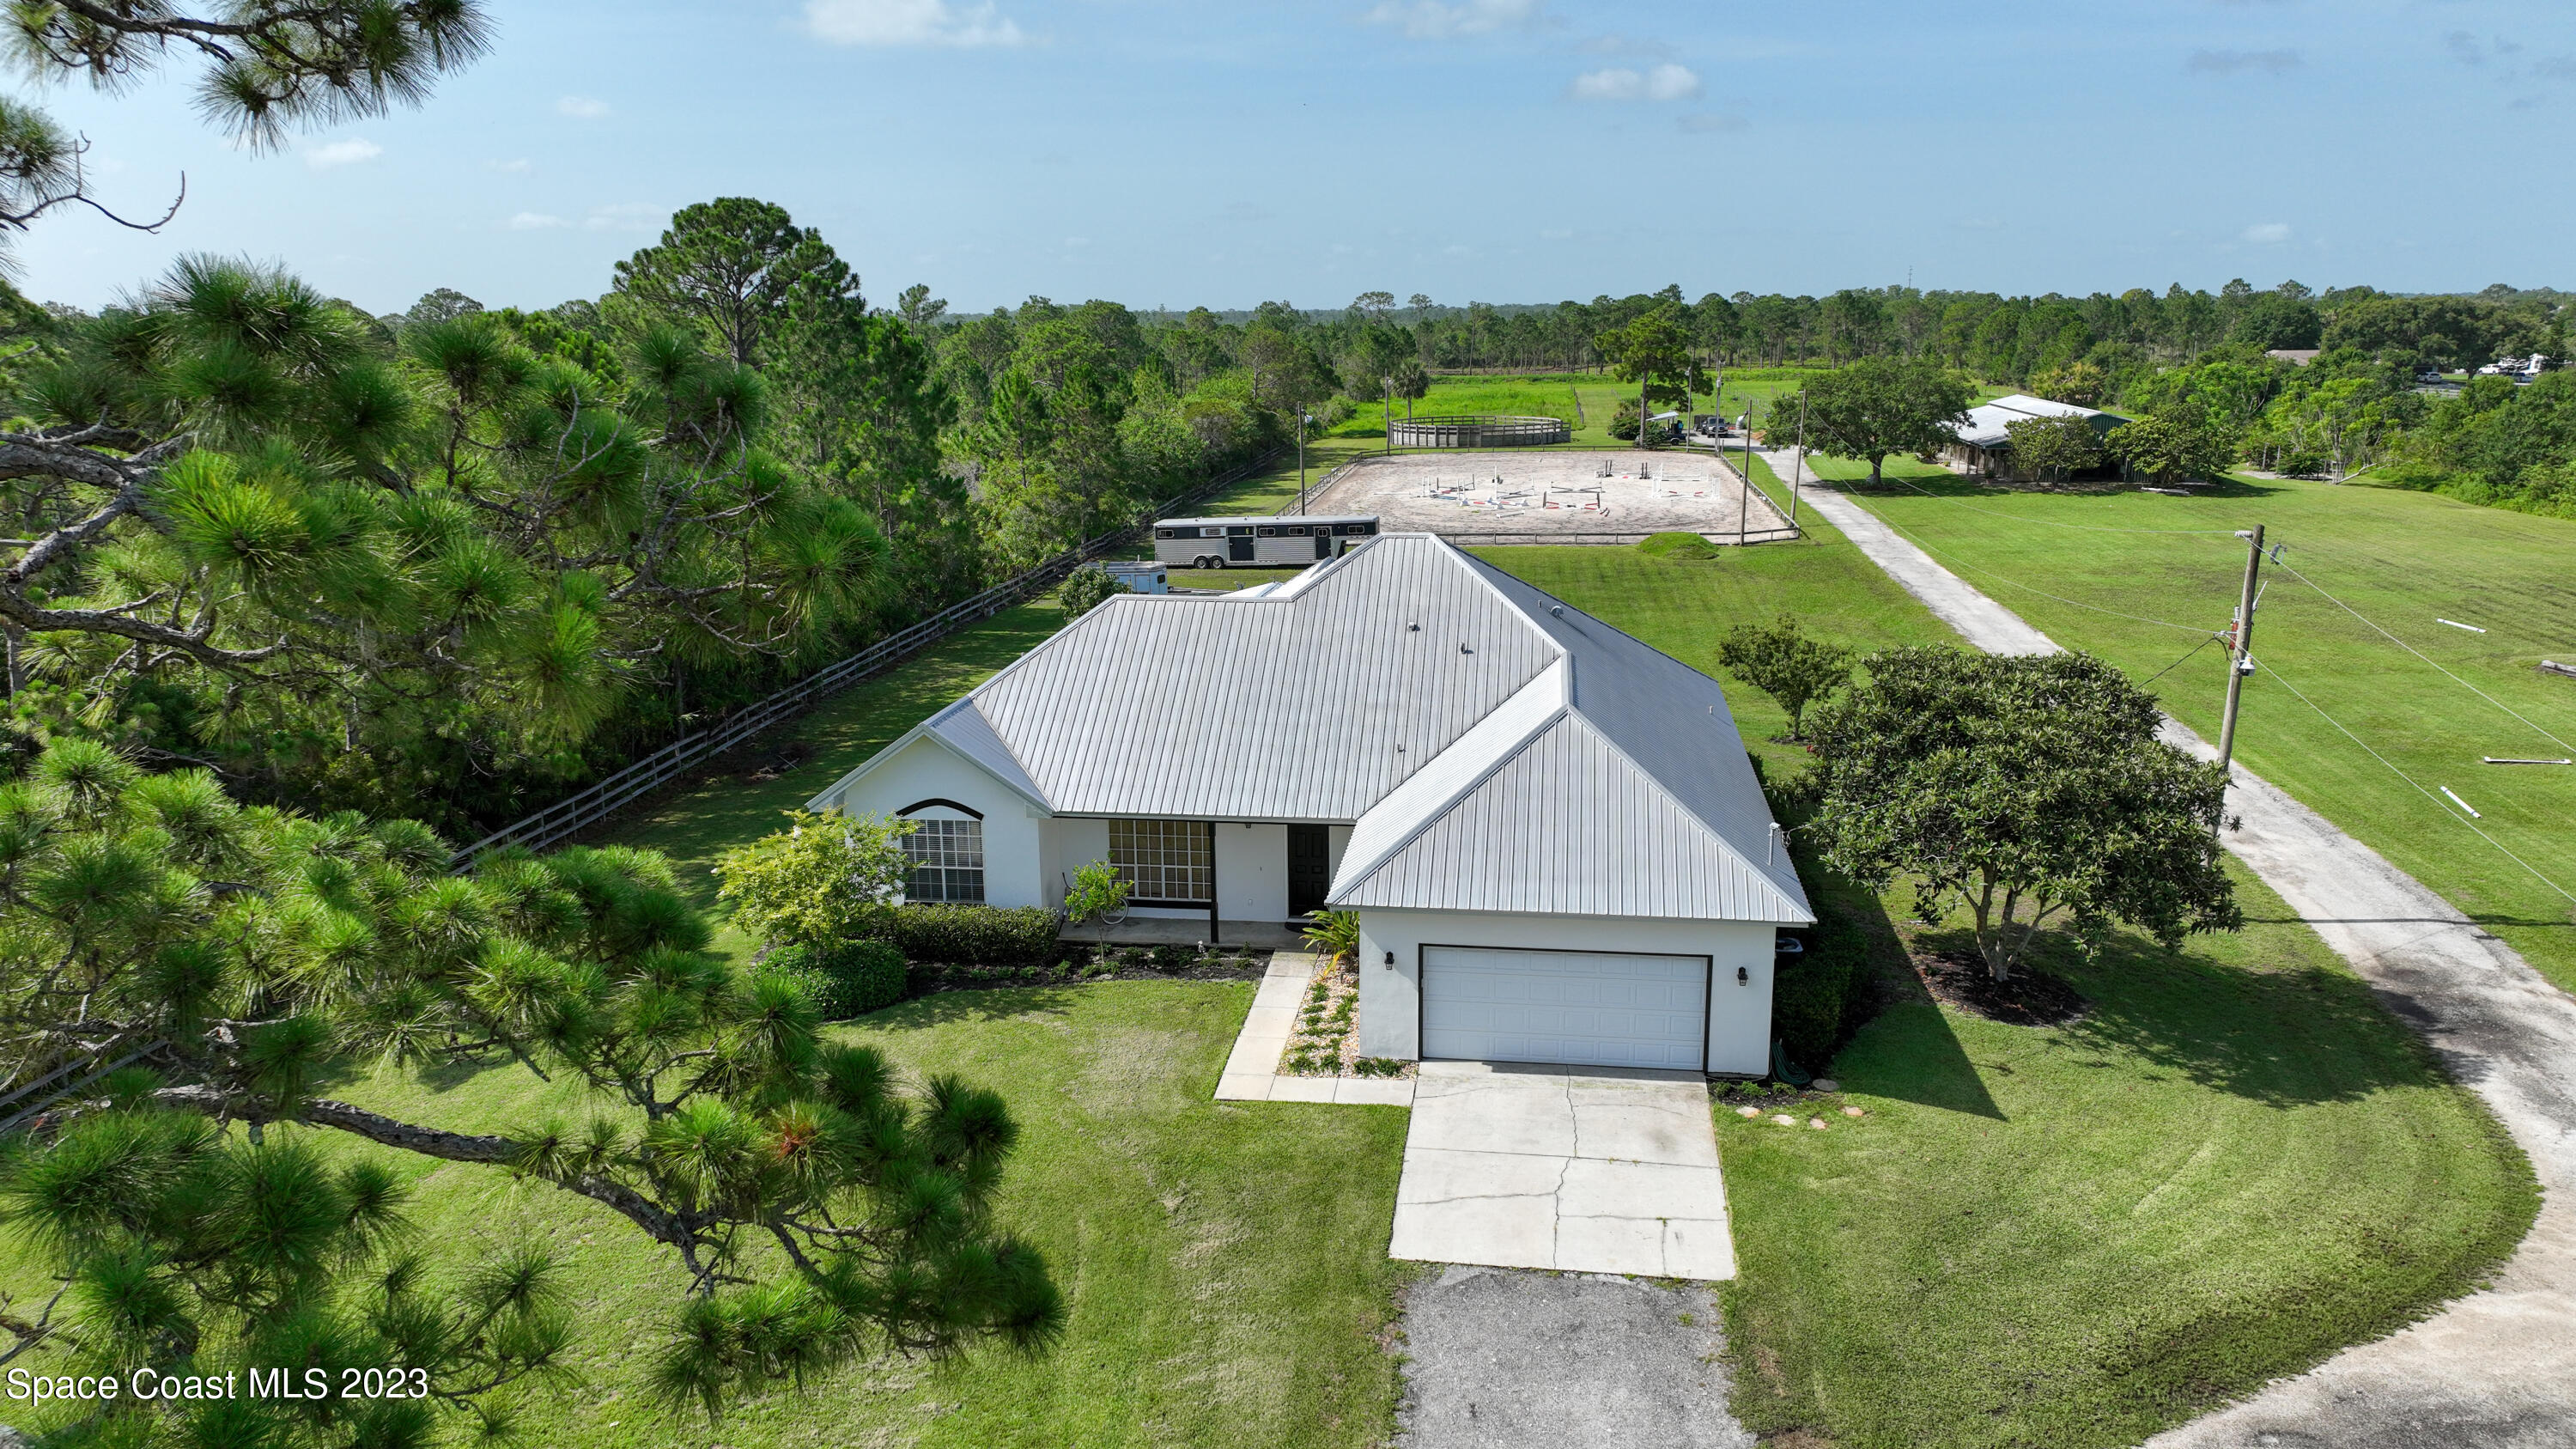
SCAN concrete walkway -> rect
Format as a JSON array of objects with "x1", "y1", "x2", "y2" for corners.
[
  {"x1": 1389, "y1": 1061, "x2": 1735, "y2": 1280},
  {"x1": 1212, "y1": 952, "x2": 1415, "y2": 1105},
  {"x1": 1787, "y1": 457, "x2": 2576, "y2": 1448}
]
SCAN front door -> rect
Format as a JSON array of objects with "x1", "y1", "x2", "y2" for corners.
[
  {"x1": 1229, "y1": 534, "x2": 1255, "y2": 563},
  {"x1": 1313, "y1": 530, "x2": 1332, "y2": 560},
  {"x1": 1286, "y1": 824, "x2": 1331, "y2": 919}
]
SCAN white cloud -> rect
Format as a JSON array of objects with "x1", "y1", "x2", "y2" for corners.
[
  {"x1": 804, "y1": 0, "x2": 1026, "y2": 46},
  {"x1": 1362, "y1": 0, "x2": 1540, "y2": 40},
  {"x1": 1569, "y1": 63, "x2": 1699, "y2": 100},
  {"x1": 585, "y1": 203, "x2": 665, "y2": 234},
  {"x1": 507, "y1": 211, "x2": 570, "y2": 230},
  {"x1": 304, "y1": 138, "x2": 381, "y2": 170},
  {"x1": 2242, "y1": 222, "x2": 2293, "y2": 244},
  {"x1": 556, "y1": 95, "x2": 611, "y2": 119},
  {"x1": 489, "y1": 158, "x2": 532, "y2": 174}
]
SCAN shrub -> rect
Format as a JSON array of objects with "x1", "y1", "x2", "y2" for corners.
[
  {"x1": 1301, "y1": 910, "x2": 1359, "y2": 963},
  {"x1": 1057, "y1": 564, "x2": 1132, "y2": 620},
  {"x1": 715, "y1": 808, "x2": 913, "y2": 948},
  {"x1": 763, "y1": 938, "x2": 908, "y2": 1019},
  {"x1": 1771, "y1": 922, "x2": 1873, "y2": 1074},
  {"x1": 885, "y1": 903, "x2": 1063, "y2": 965},
  {"x1": 1637, "y1": 531, "x2": 1718, "y2": 561}
]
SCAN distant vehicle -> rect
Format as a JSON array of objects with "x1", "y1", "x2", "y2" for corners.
[{"x1": 1154, "y1": 514, "x2": 1379, "y2": 568}]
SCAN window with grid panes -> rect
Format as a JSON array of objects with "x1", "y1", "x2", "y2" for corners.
[
  {"x1": 1109, "y1": 819, "x2": 1212, "y2": 901},
  {"x1": 900, "y1": 818, "x2": 985, "y2": 903}
]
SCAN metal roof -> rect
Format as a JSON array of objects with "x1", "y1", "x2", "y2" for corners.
[
  {"x1": 1331, "y1": 711, "x2": 1810, "y2": 922},
  {"x1": 1947, "y1": 393, "x2": 2129, "y2": 450},
  {"x1": 810, "y1": 533, "x2": 1812, "y2": 925}
]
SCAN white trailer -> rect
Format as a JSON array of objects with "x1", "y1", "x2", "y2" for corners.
[{"x1": 1153, "y1": 514, "x2": 1380, "y2": 569}]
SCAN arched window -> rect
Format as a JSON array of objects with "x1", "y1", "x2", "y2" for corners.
[{"x1": 897, "y1": 801, "x2": 984, "y2": 904}]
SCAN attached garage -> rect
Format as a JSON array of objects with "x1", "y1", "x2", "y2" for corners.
[{"x1": 1420, "y1": 946, "x2": 1710, "y2": 1072}]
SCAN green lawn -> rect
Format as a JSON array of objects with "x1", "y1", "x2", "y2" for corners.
[
  {"x1": 605, "y1": 597, "x2": 1074, "y2": 966},
  {"x1": 1826, "y1": 472, "x2": 2576, "y2": 993},
  {"x1": 1721, "y1": 860, "x2": 2537, "y2": 1449},
  {"x1": 310, "y1": 984, "x2": 1413, "y2": 1449}
]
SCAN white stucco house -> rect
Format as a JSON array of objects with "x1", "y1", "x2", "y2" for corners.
[{"x1": 806, "y1": 533, "x2": 1813, "y2": 1076}]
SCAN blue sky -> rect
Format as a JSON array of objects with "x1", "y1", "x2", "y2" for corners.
[{"x1": 9, "y1": 0, "x2": 2561, "y2": 315}]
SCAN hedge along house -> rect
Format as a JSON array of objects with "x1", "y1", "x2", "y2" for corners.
[{"x1": 805, "y1": 534, "x2": 1813, "y2": 1075}]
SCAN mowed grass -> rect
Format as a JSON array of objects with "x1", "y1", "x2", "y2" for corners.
[
  {"x1": 1473, "y1": 534, "x2": 2536, "y2": 1449},
  {"x1": 1720, "y1": 861, "x2": 2537, "y2": 1449},
  {"x1": 603, "y1": 596, "x2": 1073, "y2": 966},
  {"x1": 1828, "y1": 472, "x2": 2576, "y2": 992},
  {"x1": 311, "y1": 984, "x2": 1413, "y2": 1449}
]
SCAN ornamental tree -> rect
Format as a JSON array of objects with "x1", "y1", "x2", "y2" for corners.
[
  {"x1": 1717, "y1": 613, "x2": 1854, "y2": 740},
  {"x1": 0, "y1": 745, "x2": 1059, "y2": 1436},
  {"x1": 1781, "y1": 357, "x2": 1975, "y2": 485},
  {"x1": 714, "y1": 808, "x2": 916, "y2": 949},
  {"x1": 1804, "y1": 647, "x2": 2242, "y2": 980}
]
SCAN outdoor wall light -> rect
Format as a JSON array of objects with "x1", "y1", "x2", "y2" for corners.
[
  {"x1": 1383, "y1": 952, "x2": 1395, "y2": 969},
  {"x1": 1736, "y1": 965, "x2": 1750, "y2": 983}
]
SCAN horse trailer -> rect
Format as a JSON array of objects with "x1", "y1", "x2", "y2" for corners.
[{"x1": 1153, "y1": 515, "x2": 1380, "y2": 569}]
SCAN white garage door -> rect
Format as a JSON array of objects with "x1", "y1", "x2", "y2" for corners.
[{"x1": 1421, "y1": 947, "x2": 1709, "y2": 1071}]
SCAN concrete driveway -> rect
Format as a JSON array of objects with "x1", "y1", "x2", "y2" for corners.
[{"x1": 1388, "y1": 1061, "x2": 1734, "y2": 1280}]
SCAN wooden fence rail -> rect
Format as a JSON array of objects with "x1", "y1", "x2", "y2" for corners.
[{"x1": 447, "y1": 450, "x2": 1284, "y2": 868}]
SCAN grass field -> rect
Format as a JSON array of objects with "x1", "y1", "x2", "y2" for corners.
[
  {"x1": 1826, "y1": 472, "x2": 2576, "y2": 993},
  {"x1": 1720, "y1": 868, "x2": 2537, "y2": 1449},
  {"x1": 277, "y1": 986, "x2": 1410, "y2": 1449},
  {"x1": 1334, "y1": 369, "x2": 1836, "y2": 450}
]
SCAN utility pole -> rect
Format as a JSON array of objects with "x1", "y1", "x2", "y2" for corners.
[
  {"x1": 2217, "y1": 524, "x2": 2265, "y2": 773},
  {"x1": 1789, "y1": 392, "x2": 1808, "y2": 529},
  {"x1": 1297, "y1": 411, "x2": 1310, "y2": 514},
  {"x1": 1737, "y1": 398, "x2": 1753, "y2": 545},
  {"x1": 1383, "y1": 374, "x2": 1395, "y2": 457}
]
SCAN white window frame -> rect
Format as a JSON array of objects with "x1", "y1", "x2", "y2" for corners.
[
  {"x1": 1109, "y1": 819, "x2": 1212, "y2": 903},
  {"x1": 899, "y1": 812, "x2": 985, "y2": 904}
]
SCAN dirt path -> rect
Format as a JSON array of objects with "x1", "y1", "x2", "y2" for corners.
[{"x1": 1784, "y1": 454, "x2": 2576, "y2": 1448}]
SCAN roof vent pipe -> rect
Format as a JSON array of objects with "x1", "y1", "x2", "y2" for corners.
[{"x1": 1550, "y1": 606, "x2": 1564, "y2": 618}]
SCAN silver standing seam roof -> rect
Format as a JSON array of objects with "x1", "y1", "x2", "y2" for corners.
[
  {"x1": 810, "y1": 534, "x2": 1812, "y2": 926},
  {"x1": 1947, "y1": 393, "x2": 2129, "y2": 451}
]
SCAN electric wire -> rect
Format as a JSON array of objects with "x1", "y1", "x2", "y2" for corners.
[
  {"x1": 2255, "y1": 656, "x2": 2576, "y2": 905},
  {"x1": 2140, "y1": 631, "x2": 2226, "y2": 686},
  {"x1": 1827, "y1": 476, "x2": 2576, "y2": 907},
  {"x1": 2269, "y1": 557, "x2": 2576, "y2": 756}
]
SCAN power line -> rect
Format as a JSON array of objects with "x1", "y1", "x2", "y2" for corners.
[
  {"x1": 2270, "y1": 557, "x2": 2576, "y2": 757},
  {"x1": 1840, "y1": 495, "x2": 2215, "y2": 636},
  {"x1": 2141, "y1": 630, "x2": 2226, "y2": 686},
  {"x1": 2258, "y1": 655, "x2": 2576, "y2": 906}
]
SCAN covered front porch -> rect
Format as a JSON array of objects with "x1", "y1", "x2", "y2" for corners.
[{"x1": 1058, "y1": 916, "x2": 1310, "y2": 951}]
